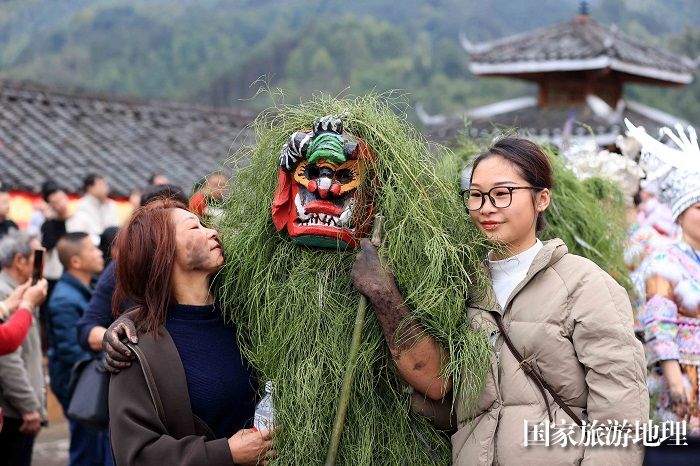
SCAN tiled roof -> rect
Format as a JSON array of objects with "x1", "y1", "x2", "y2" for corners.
[
  {"x1": 465, "y1": 17, "x2": 696, "y2": 84},
  {"x1": 0, "y1": 80, "x2": 254, "y2": 197},
  {"x1": 423, "y1": 97, "x2": 690, "y2": 147}
]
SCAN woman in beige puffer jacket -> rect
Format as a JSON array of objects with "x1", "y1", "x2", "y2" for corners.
[
  {"x1": 352, "y1": 137, "x2": 648, "y2": 465},
  {"x1": 452, "y1": 236, "x2": 648, "y2": 465}
]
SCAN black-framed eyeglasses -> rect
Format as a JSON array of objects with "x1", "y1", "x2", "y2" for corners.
[{"x1": 460, "y1": 186, "x2": 545, "y2": 211}]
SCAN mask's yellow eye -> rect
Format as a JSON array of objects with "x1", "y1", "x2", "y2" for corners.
[{"x1": 334, "y1": 160, "x2": 364, "y2": 193}]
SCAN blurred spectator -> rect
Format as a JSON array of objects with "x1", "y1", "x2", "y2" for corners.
[
  {"x1": 0, "y1": 230, "x2": 48, "y2": 466},
  {"x1": 47, "y1": 232, "x2": 109, "y2": 466},
  {"x1": 141, "y1": 184, "x2": 188, "y2": 207},
  {"x1": 26, "y1": 199, "x2": 49, "y2": 237},
  {"x1": 66, "y1": 174, "x2": 119, "y2": 238},
  {"x1": 127, "y1": 175, "x2": 170, "y2": 210},
  {"x1": 0, "y1": 282, "x2": 48, "y2": 356},
  {"x1": 0, "y1": 186, "x2": 19, "y2": 239},
  {"x1": 99, "y1": 226, "x2": 119, "y2": 268},
  {"x1": 78, "y1": 184, "x2": 188, "y2": 352},
  {"x1": 128, "y1": 188, "x2": 141, "y2": 210},
  {"x1": 189, "y1": 172, "x2": 227, "y2": 219},
  {"x1": 148, "y1": 173, "x2": 169, "y2": 185},
  {"x1": 41, "y1": 182, "x2": 72, "y2": 286}
]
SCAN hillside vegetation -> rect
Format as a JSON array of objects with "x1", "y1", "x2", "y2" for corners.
[{"x1": 1, "y1": 0, "x2": 698, "y2": 123}]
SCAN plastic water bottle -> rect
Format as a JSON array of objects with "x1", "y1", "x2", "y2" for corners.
[{"x1": 253, "y1": 381, "x2": 275, "y2": 431}]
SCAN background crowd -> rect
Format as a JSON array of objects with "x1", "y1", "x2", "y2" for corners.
[{"x1": 0, "y1": 172, "x2": 227, "y2": 466}]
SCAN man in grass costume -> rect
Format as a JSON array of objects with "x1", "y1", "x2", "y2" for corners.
[
  {"x1": 217, "y1": 97, "x2": 493, "y2": 465},
  {"x1": 103, "y1": 96, "x2": 630, "y2": 465}
]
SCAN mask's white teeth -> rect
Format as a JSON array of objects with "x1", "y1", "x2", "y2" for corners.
[
  {"x1": 298, "y1": 212, "x2": 343, "y2": 228},
  {"x1": 295, "y1": 193, "x2": 310, "y2": 220}
]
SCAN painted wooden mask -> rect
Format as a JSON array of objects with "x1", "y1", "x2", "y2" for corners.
[{"x1": 272, "y1": 115, "x2": 374, "y2": 249}]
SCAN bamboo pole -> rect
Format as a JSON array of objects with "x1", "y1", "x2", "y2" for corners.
[{"x1": 324, "y1": 215, "x2": 384, "y2": 466}]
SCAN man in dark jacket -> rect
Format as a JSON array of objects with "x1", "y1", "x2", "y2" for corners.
[{"x1": 47, "y1": 232, "x2": 110, "y2": 466}]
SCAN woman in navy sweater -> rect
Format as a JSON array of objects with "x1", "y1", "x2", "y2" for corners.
[{"x1": 108, "y1": 198, "x2": 273, "y2": 466}]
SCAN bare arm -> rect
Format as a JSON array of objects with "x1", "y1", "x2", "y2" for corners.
[
  {"x1": 351, "y1": 239, "x2": 451, "y2": 400},
  {"x1": 391, "y1": 334, "x2": 451, "y2": 401},
  {"x1": 660, "y1": 359, "x2": 683, "y2": 385}
]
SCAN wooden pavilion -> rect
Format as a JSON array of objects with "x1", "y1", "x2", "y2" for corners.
[{"x1": 421, "y1": 2, "x2": 697, "y2": 146}]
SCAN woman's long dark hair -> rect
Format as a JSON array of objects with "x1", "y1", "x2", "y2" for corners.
[{"x1": 112, "y1": 198, "x2": 188, "y2": 335}]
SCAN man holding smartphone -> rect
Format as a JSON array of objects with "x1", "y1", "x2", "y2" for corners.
[{"x1": 0, "y1": 230, "x2": 49, "y2": 466}]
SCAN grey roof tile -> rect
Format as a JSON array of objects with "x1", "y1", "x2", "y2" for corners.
[
  {"x1": 468, "y1": 18, "x2": 695, "y2": 82},
  {"x1": 0, "y1": 80, "x2": 254, "y2": 197}
]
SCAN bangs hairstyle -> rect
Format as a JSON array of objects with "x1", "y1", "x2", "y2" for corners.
[{"x1": 112, "y1": 198, "x2": 188, "y2": 335}]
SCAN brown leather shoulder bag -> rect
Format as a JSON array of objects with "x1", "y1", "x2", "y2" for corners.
[{"x1": 493, "y1": 313, "x2": 584, "y2": 426}]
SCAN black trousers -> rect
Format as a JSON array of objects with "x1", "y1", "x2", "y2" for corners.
[{"x1": 0, "y1": 416, "x2": 35, "y2": 466}]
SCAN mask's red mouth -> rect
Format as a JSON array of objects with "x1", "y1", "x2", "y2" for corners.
[
  {"x1": 304, "y1": 200, "x2": 343, "y2": 216},
  {"x1": 293, "y1": 193, "x2": 354, "y2": 230}
]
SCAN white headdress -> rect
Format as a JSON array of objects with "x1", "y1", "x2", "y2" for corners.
[
  {"x1": 625, "y1": 118, "x2": 700, "y2": 221},
  {"x1": 564, "y1": 143, "x2": 644, "y2": 206}
]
